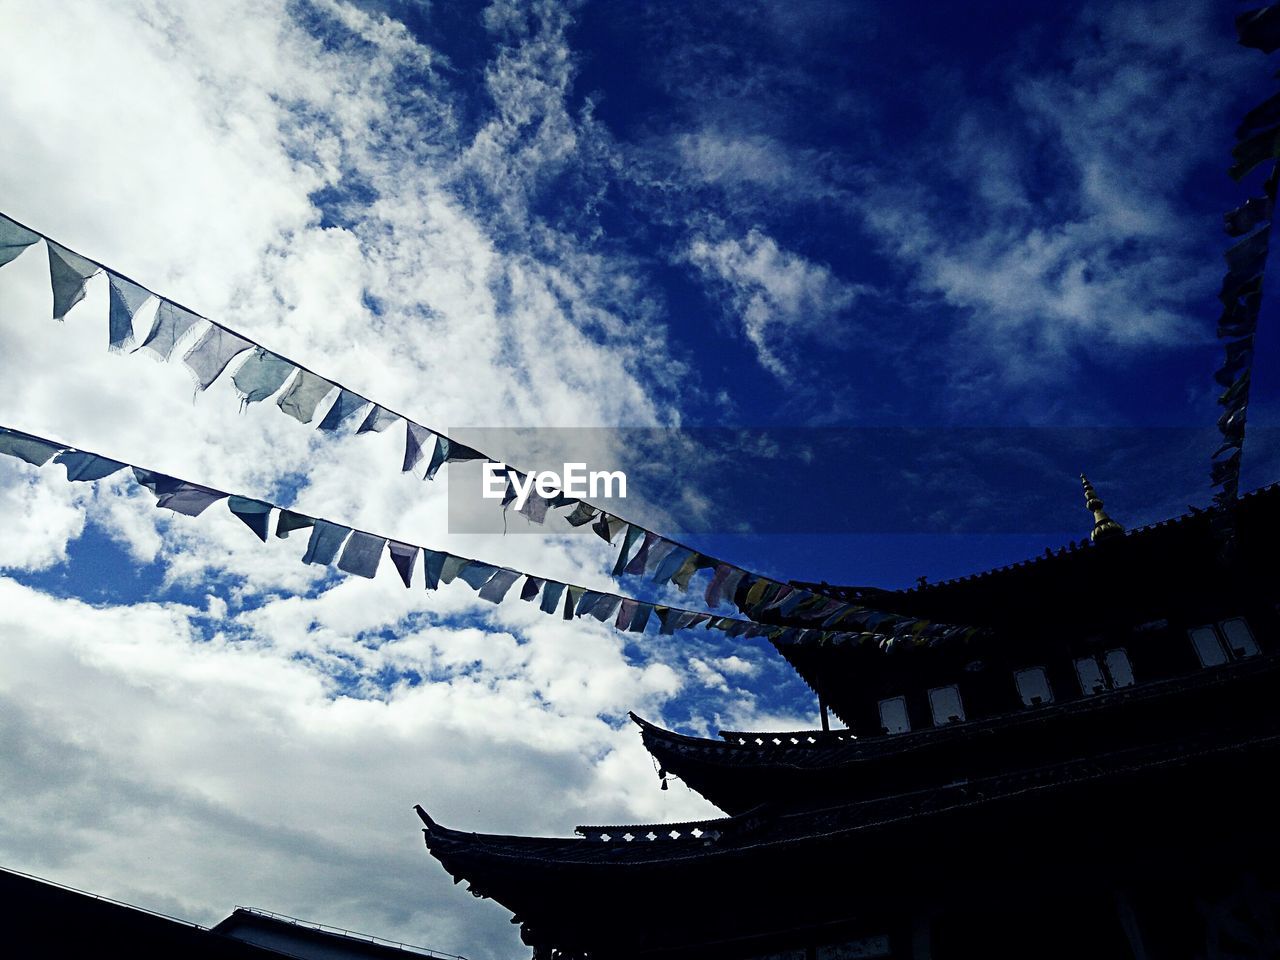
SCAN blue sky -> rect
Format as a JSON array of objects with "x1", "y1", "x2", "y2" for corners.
[{"x1": 0, "y1": 1, "x2": 1276, "y2": 957}]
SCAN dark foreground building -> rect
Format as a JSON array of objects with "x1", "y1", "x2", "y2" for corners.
[
  {"x1": 417, "y1": 481, "x2": 1280, "y2": 959},
  {"x1": 0, "y1": 865, "x2": 463, "y2": 960}
]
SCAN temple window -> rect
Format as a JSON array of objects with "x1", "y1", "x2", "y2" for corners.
[
  {"x1": 878, "y1": 696, "x2": 910, "y2": 735},
  {"x1": 1104, "y1": 648, "x2": 1135, "y2": 687},
  {"x1": 928, "y1": 685, "x2": 965, "y2": 726},
  {"x1": 1014, "y1": 666, "x2": 1054, "y2": 707},
  {"x1": 1221, "y1": 618, "x2": 1260, "y2": 658},
  {"x1": 1075, "y1": 649, "x2": 1134, "y2": 695},
  {"x1": 1191, "y1": 619, "x2": 1259, "y2": 667}
]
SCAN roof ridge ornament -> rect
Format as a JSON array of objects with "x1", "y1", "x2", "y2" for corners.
[{"x1": 1080, "y1": 474, "x2": 1124, "y2": 542}]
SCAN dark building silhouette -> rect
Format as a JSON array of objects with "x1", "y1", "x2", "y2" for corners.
[
  {"x1": 0, "y1": 865, "x2": 462, "y2": 960},
  {"x1": 417, "y1": 480, "x2": 1280, "y2": 959}
]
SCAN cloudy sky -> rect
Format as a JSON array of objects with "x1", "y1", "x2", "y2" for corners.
[{"x1": 0, "y1": 1, "x2": 1275, "y2": 956}]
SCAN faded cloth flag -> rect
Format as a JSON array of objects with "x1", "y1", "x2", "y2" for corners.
[
  {"x1": 232, "y1": 348, "x2": 295, "y2": 404},
  {"x1": 107, "y1": 272, "x2": 151, "y2": 353},
  {"x1": 183, "y1": 325, "x2": 253, "y2": 390},
  {"x1": 337, "y1": 531, "x2": 386, "y2": 578},
  {"x1": 277, "y1": 370, "x2": 335, "y2": 424},
  {"x1": 302, "y1": 519, "x2": 352, "y2": 565},
  {"x1": 54, "y1": 450, "x2": 126, "y2": 481},
  {"x1": 0, "y1": 214, "x2": 39, "y2": 268},
  {"x1": 139, "y1": 300, "x2": 204, "y2": 361},
  {"x1": 228, "y1": 496, "x2": 273, "y2": 542},
  {"x1": 0, "y1": 427, "x2": 64, "y2": 466},
  {"x1": 48, "y1": 241, "x2": 100, "y2": 321}
]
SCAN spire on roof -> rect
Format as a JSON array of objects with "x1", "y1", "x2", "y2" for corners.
[{"x1": 1081, "y1": 474, "x2": 1124, "y2": 542}]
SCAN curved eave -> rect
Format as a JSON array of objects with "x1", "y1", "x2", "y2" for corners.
[
  {"x1": 419, "y1": 804, "x2": 734, "y2": 860},
  {"x1": 415, "y1": 725, "x2": 1280, "y2": 921},
  {"x1": 630, "y1": 656, "x2": 1280, "y2": 814},
  {"x1": 631, "y1": 712, "x2": 862, "y2": 814},
  {"x1": 414, "y1": 733, "x2": 1280, "y2": 960}
]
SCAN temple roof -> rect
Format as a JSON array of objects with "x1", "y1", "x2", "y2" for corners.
[
  {"x1": 770, "y1": 483, "x2": 1280, "y2": 723},
  {"x1": 798, "y1": 482, "x2": 1280, "y2": 620},
  {"x1": 416, "y1": 724, "x2": 1280, "y2": 955},
  {"x1": 631, "y1": 651, "x2": 1280, "y2": 813}
]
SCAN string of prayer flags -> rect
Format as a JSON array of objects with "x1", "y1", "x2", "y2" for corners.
[
  {"x1": 1, "y1": 212, "x2": 784, "y2": 613},
  {"x1": 0, "y1": 212, "x2": 998, "y2": 640},
  {"x1": 2, "y1": 422, "x2": 988, "y2": 650},
  {"x1": 1211, "y1": 21, "x2": 1280, "y2": 513}
]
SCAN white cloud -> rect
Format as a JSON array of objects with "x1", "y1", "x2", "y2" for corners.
[
  {"x1": 0, "y1": 461, "x2": 87, "y2": 571},
  {"x1": 0, "y1": 577, "x2": 712, "y2": 954},
  {"x1": 0, "y1": 1, "x2": 726, "y2": 955},
  {"x1": 687, "y1": 228, "x2": 864, "y2": 377}
]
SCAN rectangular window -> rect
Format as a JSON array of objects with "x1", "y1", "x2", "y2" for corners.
[
  {"x1": 928, "y1": 685, "x2": 965, "y2": 726},
  {"x1": 1075, "y1": 656, "x2": 1108, "y2": 695},
  {"x1": 1190, "y1": 626, "x2": 1230, "y2": 667},
  {"x1": 1221, "y1": 619, "x2": 1260, "y2": 659},
  {"x1": 1014, "y1": 667, "x2": 1054, "y2": 707},
  {"x1": 878, "y1": 696, "x2": 910, "y2": 735},
  {"x1": 1076, "y1": 650, "x2": 1136, "y2": 694},
  {"x1": 1104, "y1": 648, "x2": 1135, "y2": 688}
]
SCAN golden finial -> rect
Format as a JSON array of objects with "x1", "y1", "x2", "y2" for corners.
[{"x1": 1081, "y1": 474, "x2": 1123, "y2": 542}]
